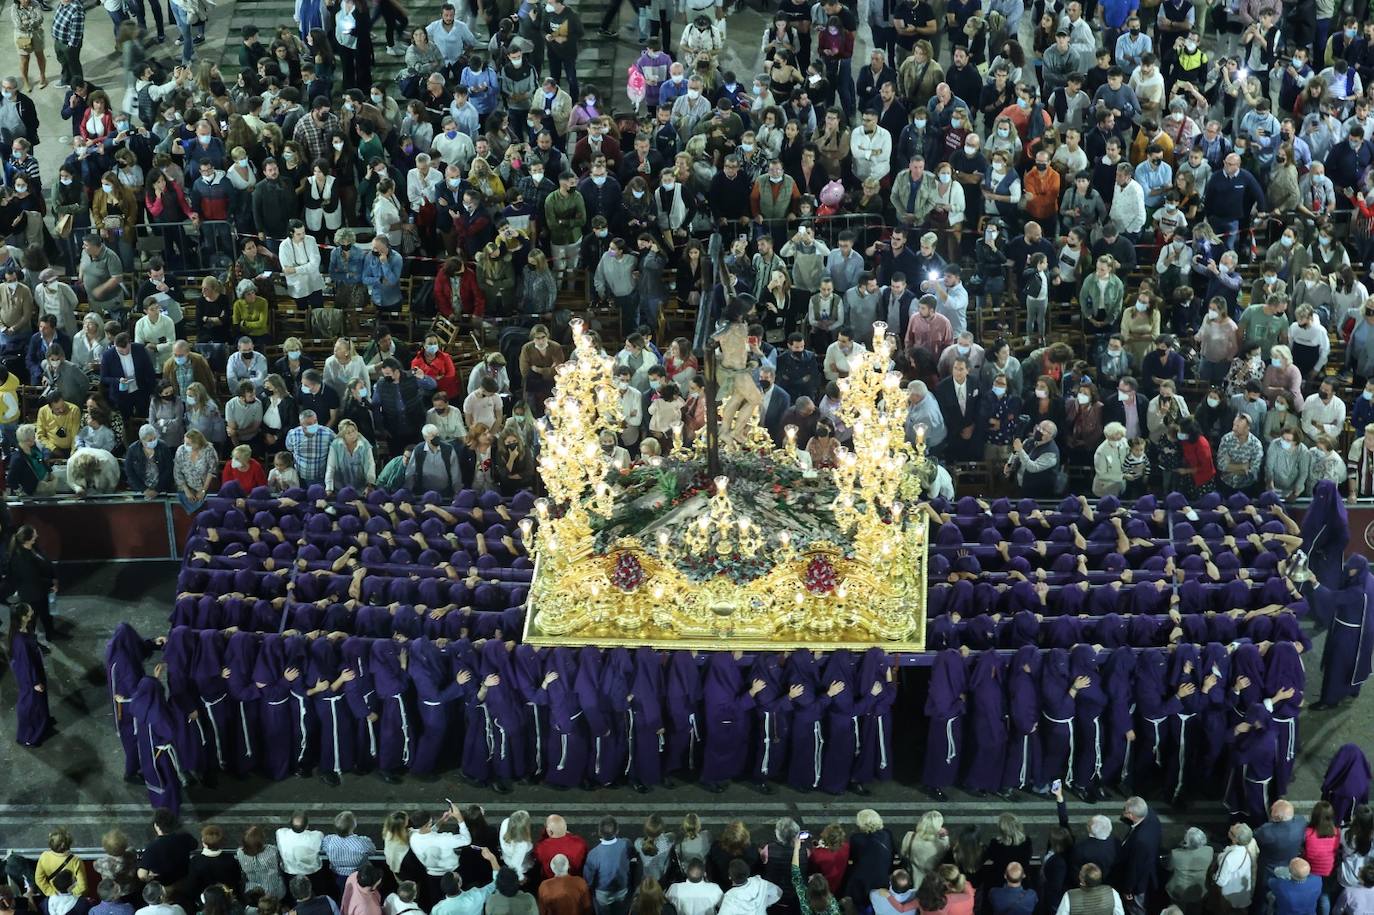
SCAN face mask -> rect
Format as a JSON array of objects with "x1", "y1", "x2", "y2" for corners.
[
  {"x1": 302, "y1": 424, "x2": 317, "y2": 435},
  {"x1": 1185, "y1": 40, "x2": 1197, "y2": 50},
  {"x1": 956, "y1": 344, "x2": 970, "y2": 355},
  {"x1": 1276, "y1": 402, "x2": 1288, "y2": 412},
  {"x1": 530, "y1": 170, "x2": 544, "y2": 182},
  {"x1": 174, "y1": 355, "x2": 188, "y2": 367},
  {"x1": 333, "y1": 141, "x2": 345, "y2": 151},
  {"x1": 1280, "y1": 439, "x2": 1294, "y2": 450},
  {"x1": 101, "y1": 183, "x2": 114, "y2": 194},
  {"x1": 283, "y1": 151, "x2": 296, "y2": 162},
  {"x1": 671, "y1": 73, "x2": 684, "y2": 83},
  {"x1": 662, "y1": 180, "x2": 676, "y2": 190},
  {"x1": 371, "y1": 93, "x2": 383, "y2": 104},
  {"x1": 59, "y1": 176, "x2": 73, "y2": 186},
  {"x1": 992, "y1": 385, "x2": 1006, "y2": 397},
  {"x1": 12, "y1": 184, "x2": 25, "y2": 195},
  {"x1": 913, "y1": 118, "x2": 927, "y2": 130},
  {"x1": 1176, "y1": 432, "x2": 1188, "y2": 442},
  {"x1": 1280, "y1": 235, "x2": 1294, "y2": 248},
  {"x1": 686, "y1": 89, "x2": 701, "y2": 100},
  {"x1": 1016, "y1": 98, "x2": 1030, "y2": 110},
  {"x1": 198, "y1": 134, "x2": 212, "y2": 146},
  {"x1": 769, "y1": 174, "x2": 785, "y2": 184},
  {"x1": 997, "y1": 127, "x2": 1010, "y2": 137},
  {"x1": 1117, "y1": 391, "x2": 1130, "y2": 402},
  {"x1": 1320, "y1": 236, "x2": 1332, "y2": 247},
  {"x1": 631, "y1": 189, "x2": 645, "y2": 198},
  {"x1": 1135, "y1": 301, "x2": 1148, "y2": 312},
  {"x1": 808, "y1": 74, "x2": 822, "y2": 85},
  {"x1": 425, "y1": 344, "x2": 439, "y2": 356},
  {"x1": 1075, "y1": 392, "x2": 1090, "y2": 406},
  {"x1": 447, "y1": 177, "x2": 462, "y2": 188},
  {"x1": 286, "y1": 349, "x2": 301, "y2": 360},
  {"x1": 963, "y1": 143, "x2": 977, "y2": 156},
  {"x1": 1206, "y1": 396, "x2": 1220, "y2": 408}
]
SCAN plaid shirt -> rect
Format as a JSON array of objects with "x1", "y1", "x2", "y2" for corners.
[
  {"x1": 291, "y1": 111, "x2": 341, "y2": 163},
  {"x1": 320, "y1": 834, "x2": 377, "y2": 878},
  {"x1": 52, "y1": 0, "x2": 84, "y2": 46},
  {"x1": 284, "y1": 424, "x2": 335, "y2": 484}
]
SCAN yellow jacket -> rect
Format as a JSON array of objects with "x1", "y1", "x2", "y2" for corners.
[
  {"x1": 36, "y1": 404, "x2": 81, "y2": 453},
  {"x1": 34, "y1": 848, "x2": 88, "y2": 897}
]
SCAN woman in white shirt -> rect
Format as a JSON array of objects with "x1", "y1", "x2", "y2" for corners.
[
  {"x1": 324, "y1": 337, "x2": 370, "y2": 400},
  {"x1": 371, "y1": 178, "x2": 406, "y2": 247},
  {"x1": 381, "y1": 812, "x2": 412, "y2": 877},
  {"x1": 1211, "y1": 823, "x2": 1257, "y2": 910},
  {"x1": 278, "y1": 220, "x2": 326, "y2": 308},
  {"x1": 498, "y1": 811, "x2": 534, "y2": 881},
  {"x1": 1288, "y1": 304, "x2": 1331, "y2": 381},
  {"x1": 1146, "y1": 379, "x2": 1191, "y2": 442}
]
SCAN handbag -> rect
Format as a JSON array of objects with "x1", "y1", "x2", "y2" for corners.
[
  {"x1": 15, "y1": 34, "x2": 33, "y2": 52},
  {"x1": 54, "y1": 213, "x2": 74, "y2": 238}
]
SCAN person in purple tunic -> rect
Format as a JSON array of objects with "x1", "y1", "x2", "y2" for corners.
[
  {"x1": 921, "y1": 647, "x2": 966, "y2": 801},
  {"x1": 223, "y1": 630, "x2": 261, "y2": 777},
  {"x1": 10, "y1": 603, "x2": 53, "y2": 747},
  {"x1": 1038, "y1": 647, "x2": 1074, "y2": 794},
  {"x1": 162, "y1": 626, "x2": 210, "y2": 782},
  {"x1": 413, "y1": 637, "x2": 465, "y2": 780},
  {"x1": 819, "y1": 650, "x2": 866, "y2": 796},
  {"x1": 307, "y1": 636, "x2": 357, "y2": 786},
  {"x1": 370, "y1": 638, "x2": 414, "y2": 784},
  {"x1": 1301, "y1": 480, "x2": 1350, "y2": 591},
  {"x1": 791, "y1": 645, "x2": 829, "y2": 785},
  {"x1": 700, "y1": 650, "x2": 759, "y2": 793},
  {"x1": 1002, "y1": 645, "x2": 1041, "y2": 794},
  {"x1": 1100, "y1": 645, "x2": 1136, "y2": 792},
  {"x1": 193, "y1": 629, "x2": 238, "y2": 783},
  {"x1": 106, "y1": 622, "x2": 162, "y2": 781},
  {"x1": 1225, "y1": 700, "x2": 1277, "y2": 825},
  {"x1": 662, "y1": 650, "x2": 701, "y2": 784},
  {"x1": 509, "y1": 644, "x2": 547, "y2": 781},
  {"x1": 963, "y1": 650, "x2": 1007, "y2": 796},
  {"x1": 340, "y1": 636, "x2": 378, "y2": 774},
  {"x1": 467, "y1": 639, "x2": 523, "y2": 792},
  {"x1": 1264, "y1": 641, "x2": 1304, "y2": 795},
  {"x1": 1197, "y1": 642, "x2": 1233, "y2": 785},
  {"x1": 542, "y1": 646, "x2": 587, "y2": 789},
  {"x1": 747, "y1": 652, "x2": 794, "y2": 794},
  {"x1": 628, "y1": 647, "x2": 665, "y2": 793},
  {"x1": 1321, "y1": 744, "x2": 1371, "y2": 824},
  {"x1": 1068, "y1": 644, "x2": 1108, "y2": 801},
  {"x1": 601, "y1": 648, "x2": 636, "y2": 789},
  {"x1": 574, "y1": 646, "x2": 623, "y2": 788},
  {"x1": 1310, "y1": 555, "x2": 1374, "y2": 710},
  {"x1": 252, "y1": 633, "x2": 298, "y2": 780},
  {"x1": 853, "y1": 648, "x2": 896, "y2": 789},
  {"x1": 130, "y1": 674, "x2": 186, "y2": 814},
  {"x1": 1166, "y1": 643, "x2": 1216, "y2": 804}
]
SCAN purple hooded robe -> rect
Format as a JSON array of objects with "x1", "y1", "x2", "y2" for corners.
[
  {"x1": 163, "y1": 626, "x2": 210, "y2": 778},
  {"x1": 1225, "y1": 701, "x2": 1277, "y2": 825},
  {"x1": 700, "y1": 652, "x2": 755, "y2": 787},
  {"x1": 854, "y1": 648, "x2": 896, "y2": 785},
  {"x1": 11, "y1": 628, "x2": 51, "y2": 747},
  {"x1": 408, "y1": 638, "x2": 458, "y2": 777},
  {"x1": 1100, "y1": 646, "x2": 1136, "y2": 787},
  {"x1": 129, "y1": 676, "x2": 184, "y2": 814},
  {"x1": 819, "y1": 650, "x2": 864, "y2": 795},
  {"x1": 1264, "y1": 640, "x2": 1305, "y2": 795},
  {"x1": 963, "y1": 651, "x2": 1007, "y2": 792},
  {"x1": 599, "y1": 648, "x2": 636, "y2": 786},
  {"x1": 1322, "y1": 744, "x2": 1372, "y2": 825},
  {"x1": 1301, "y1": 480, "x2": 1350, "y2": 590},
  {"x1": 785, "y1": 650, "x2": 828, "y2": 792},
  {"x1": 1166, "y1": 644, "x2": 1205, "y2": 801},
  {"x1": 1002, "y1": 645, "x2": 1042, "y2": 790},
  {"x1": 341, "y1": 636, "x2": 378, "y2": 772},
  {"x1": 748, "y1": 652, "x2": 791, "y2": 784},
  {"x1": 1070, "y1": 645, "x2": 1108, "y2": 789},
  {"x1": 106, "y1": 623, "x2": 155, "y2": 778},
  {"x1": 1038, "y1": 647, "x2": 1074, "y2": 787},
  {"x1": 193, "y1": 629, "x2": 239, "y2": 774},
  {"x1": 543, "y1": 647, "x2": 587, "y2": 788},
  {"x1": 663, "y1": 651, "x2": 701, "y2": 779},
  {"x1": 308, "y1": 636, "x2": 357, "y2": 777},
  {"x1": 1313, "y1": 555, "x2": 1374, "y2": 706},
  {"x1": 510, "y1": 645, "x2": 547, "y2": 780},
  {"x1": 370, "y1": 639, "x2": 416, "y2": 775},
  {"x1": 469, "y1": 640, "x2": 524, "y2": 784},
  {"x1": 574, "y1": 647, "x2": 624, "y2": 787},
  {"x1": 628, "y1": 647, "x2": 665, "y2": 787},
  {"x1": 921, "y1": 648, "x2": 966, "y2": 789}
]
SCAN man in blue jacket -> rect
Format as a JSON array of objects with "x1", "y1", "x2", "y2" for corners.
[
  {"x1": 99, "y1": 332, "x2": 156, "y2": 418},
  {"x1": 1202, "y1": 153, "x2": 1266, "y2": 250},
  {"x1": 1268, "y1": 857, "x2": 1322, "y2": 915}
]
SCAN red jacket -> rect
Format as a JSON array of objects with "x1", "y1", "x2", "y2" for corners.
[
  {"x1": 1182, "y1": 436, "x2": 1214, "y2": 486},
  {"x1": 434, "y1": 265, "x2": 485, "y2": 318},
  {"x1": 221, "y1": 458, "x2": 268, "y2": 492},
  {"x1": 411, "y1": 350, "x2": 459, "y2": 399}
]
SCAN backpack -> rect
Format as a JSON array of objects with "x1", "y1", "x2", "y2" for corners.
[
  {"x1": 310, "y1": 305, "x2": 345, "y2": 339},
  {"x1": 410, "y1": 279, "x2": 435, "y2": 318}
]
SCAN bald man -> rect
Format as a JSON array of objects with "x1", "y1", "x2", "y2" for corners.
[
  {"x1": 988, "y1": 863, "x2": 1038, "y2": 915},
  {"x1": 1268, "y1": 858, "x2": 1321, "y2": 915},
  {"x1": 535, "y1": 816, "x2": 590, "y2": 878},
  {"x1": 1256, "y1": 801, "x2": 1309, "y2": 889}
]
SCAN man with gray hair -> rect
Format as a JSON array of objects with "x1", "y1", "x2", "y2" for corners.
[
  {"x1": 904, "y1": 380, "x2": 946, "y2": 451},
  {"x1": 538, "y1": 854, "x2": 591, "y2": 915},
  {"x1": 1164, "y1": 828, "x2": 1211, "y2": 907},
  {"x1": 285, "y1": 408, "x2": 334, "y2": 487},
  {"x1": 1114, "y1": 797, "x2": 1160, "y2": 915},
  {"x1": 1056, "y1": 864, "x2": 1123, "y2": 915},
  {"x1": 759, "y1": 818, "x2": 805, "y2": 915},
  {"x1": 1256, "y1": 800, "x2": 1308, "y2": 889},
  {"x1": 135, "y1": 882, "x2": 183, "y2": 915},
  {"x1": 405, "y1": 422, "x2": 461, "y2": 497},
  {"x1": 1269, "y1": 857, "x2": 1321, "y2": 915},
  {"x1": 322, "y1": 810, "x2": 376, "y2": 877},
  {"x1": 1007, "y1": 420, "x2": 1060, "y2": 497}
]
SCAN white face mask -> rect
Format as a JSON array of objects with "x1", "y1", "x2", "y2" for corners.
[{"x1": 1076, "y1": 392, "x2": 1090, "y2": 405}]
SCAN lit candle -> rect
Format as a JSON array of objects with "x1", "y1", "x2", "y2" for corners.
[
  {"x1": 518, "y1": 518, "x2": 533, "y2": 542},
  {"x1": 652, "y1": 584, "x2": 665, "y2": 600},
  {"x1": 891, "y1": 501, "x2": 904, "y2": 522},
  {"x1": 657, "y1": 530, "x2": 670, "y2": 550},
  {"x1": 916, "y1": 423, "x2": 927, "y2": 445},
  {"x1": 871, "y1": 321, "x2": 887, "y2": 340},
  {"x1": 714, "y1": 475, "x2": 729, "y2": 495},
  {"x1": 785, "y1": 424, "x2": 798, "y2": 446},
  {"x1": 738, "y1": 518, "x2": 750, "y2": 533},
  {"x1": 778, "y1": 531, "x2": 791, "y2": 547},
  {"x1": 794, "y1": 592, "x2": 805, "y2": 606},
  {"x1": 535, "y1": 499, "x2": 550, "y2": 518},
  {"x1": 836, "y1": 583, "x2": 848, "y2": 600}
]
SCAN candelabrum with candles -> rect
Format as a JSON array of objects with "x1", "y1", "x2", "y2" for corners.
[
  {"x1": 532, "y1": 317, "x2": 623, "y2": 567},
  {"x1": 675, "y1": 475, "x2": 765, "y2": 559}
]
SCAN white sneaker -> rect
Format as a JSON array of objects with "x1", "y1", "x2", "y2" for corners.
[{"x1": 386, "y1": 43, "x2": 405, "y2": 56}]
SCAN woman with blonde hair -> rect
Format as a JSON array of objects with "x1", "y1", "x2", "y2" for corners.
[
  {"x1": 848, "y1": 810, "x2": 895, "y2": 905},
  {"x1": 499, "y1": 810, "x2": 534, "y2": 881},
  {"x1": 324, "y1": 418, "x2": 375, "y2": 492},
  {"x1": 92, "y1": 171, "x2": 139, "y2": 266},
  {"x1": 370, "y1": 178, "x2": 406, "y2": 247},
  {"x1": 708, "y1": 821, "x2": 758, "y2": 888},
  {"x1": 937, "y1": 864, "x2": 974, "y2": 915},
  {"x1": 324, "y1": 337, "x2": 369, "y2": 400},
  {"x1": 184, "y1": 381, "x2": 226, "y2": 449},
  {"x1": 636, "y1": 814, "x2": 675, "y2": 883},
  {"x1": 174, "y1": 428, "x2": 218, "y2": 512},
  {"x1": 901, "y1": 811, "x2": 949, "y2": 875},
  {"x1": 1262, "y1": 344, "x2": 1303, "y2": 405},
  {"x1": 381, "y1": 812, "x2": 411, "y2": 876},
  {"x1": 677, "y1": 813, "x2": 711, "y2": 863},
  {"x1": 467, "y1": 157, "x2": 506, "y2": 208}
]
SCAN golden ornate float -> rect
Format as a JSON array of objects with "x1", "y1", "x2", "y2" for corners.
[{"x1": 519, "y1": 318, "x2": 929, "y2": 651}]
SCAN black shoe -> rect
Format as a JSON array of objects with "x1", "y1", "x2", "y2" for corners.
[
  {"x1": 380, "y1": 770, "x2": 402, "y2": 784},
  {"x1": 703, "y1": 781, "x2": 727, "y2": 793},
  {"x1": 849, "y1": 782, "x2": 871, "y2": 796},
  {"x1": 1311, "y1": 702, "x2": 1335, "y2": 711},
  {"x1": 633, "y1": 780, "x2": 649, "y2": 794},
  {"x1": 596, "y1": 27, "x2": 617, "y2": 38},
  {"x1": 37, "y1": 642, "x2": 51, "y2": 654},
  {"x1": 194, "y1": 34, "x2": 205, "y2": 44},
  {"x1": 753, "y1": 781, "x2": 774, "y2": 795},
  {"x1": 996, "y1": 789, "x2": 1016, "y2": 800},
  {"x1": 662, "y1": 776, "x2": 678, "y2": 788},
  {"x1": 320, "y1": 771, "x2": 341, "y2": 787},
  {"x1": 921, "y1": 785, "x2": 948, "y2": 802},
  {"x1": 1071, "y1": 784, "x2": 1094, "y2": 803},
  {"x1": 124, "y1": 773, "x2": 142, "y2": 784},
  {"x1": 492, "y1": 779, "x2": 512, "y2": 794}
]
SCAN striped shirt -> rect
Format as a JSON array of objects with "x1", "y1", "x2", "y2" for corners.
[
  {"x1": 285, "y1": 424, "x2": 335, "y2": 485},
  {"x1": 321, "y1": 834, "x2": 377, "y2": 878}
]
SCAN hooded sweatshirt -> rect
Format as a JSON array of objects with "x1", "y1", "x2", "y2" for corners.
[{"x1": 719, "y1": 877, "x2": 783, "y2": 915}]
